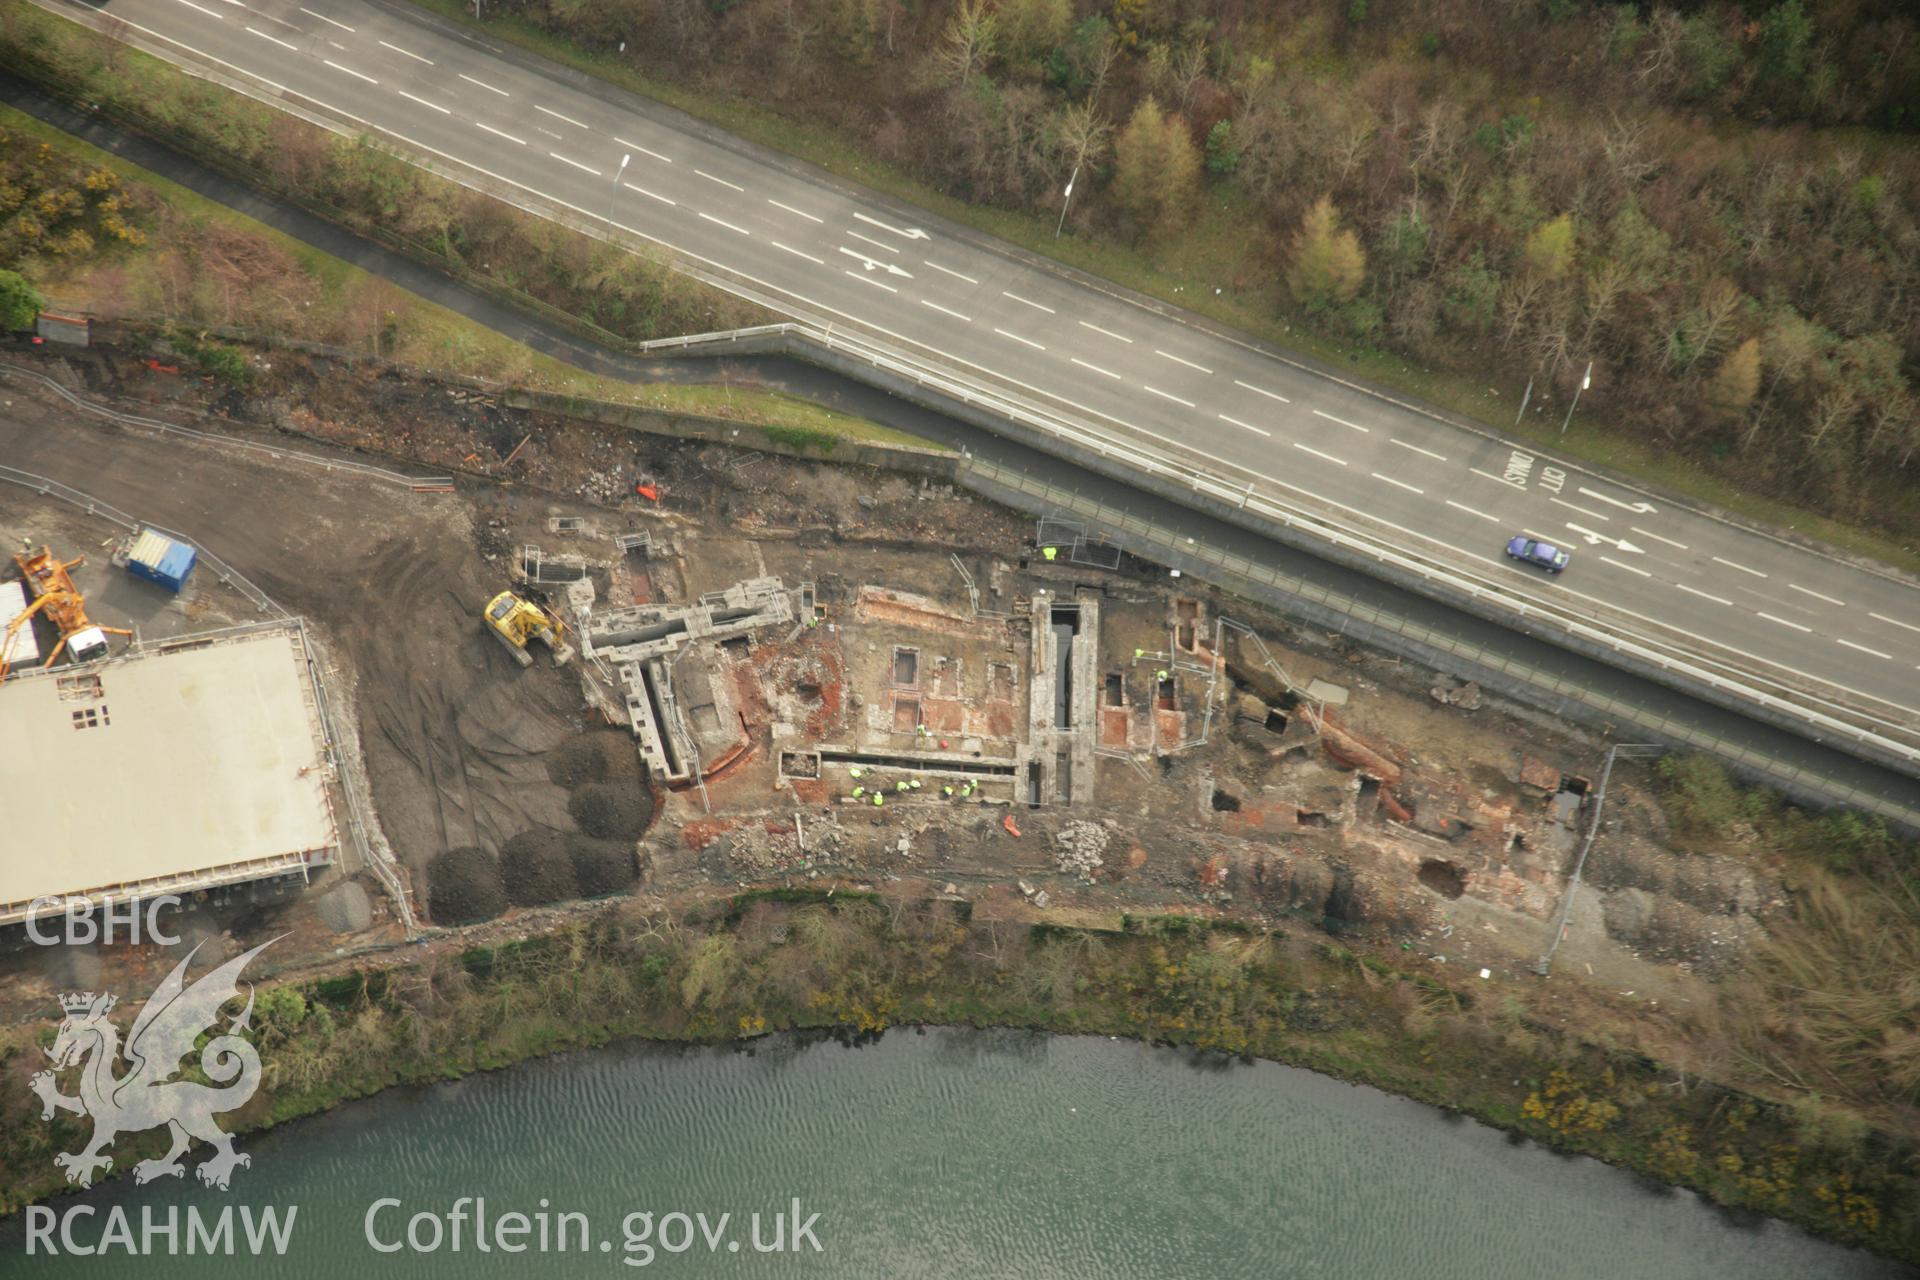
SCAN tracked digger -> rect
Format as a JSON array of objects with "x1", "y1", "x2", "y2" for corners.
[{"x1": 483, "y1": 590, "x2": 574, "y2": 668}]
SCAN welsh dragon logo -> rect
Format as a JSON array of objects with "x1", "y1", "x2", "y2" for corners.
[{"x1": 31, "y1": 939, "x2": 277, "y2": 1191}]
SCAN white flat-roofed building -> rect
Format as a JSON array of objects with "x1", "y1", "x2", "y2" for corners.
[{"x1": 0, "y1": 621, "x2": 338, "y2": 926}]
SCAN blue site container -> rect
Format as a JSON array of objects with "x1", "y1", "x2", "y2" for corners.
[{"x1": 126, "y1": 529, "x2": 197, "y2": 593}]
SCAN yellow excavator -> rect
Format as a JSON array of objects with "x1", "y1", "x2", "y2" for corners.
[{"x1": 483, "y1": 590, "x2": 574, "y2": 668}]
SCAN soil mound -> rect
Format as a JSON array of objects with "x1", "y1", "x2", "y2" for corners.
[
  {"x1": 501, "y1": 829, "x2": 578, "y2": 906},
  {"x1": 427, "y1": 846, "x2": 508, "y2": 924},
  {"x1": 568, "y1": 835, "x2": 638, "y2": 898},
  {"x1": 568, "y1": 781, "x2": 656, "y2": 841}
]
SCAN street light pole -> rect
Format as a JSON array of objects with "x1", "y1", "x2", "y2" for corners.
[
  {"x1": 1560, "y1": 361, "x2": 1592, "y2": 436},
  {"x1": 1055, "y1": 162, "x2": 1080, "y2": 241},
  {"x1": 610, "y1": 153, "x2": 629, "y2": 223}
]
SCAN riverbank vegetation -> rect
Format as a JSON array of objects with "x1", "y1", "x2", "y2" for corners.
[
  {"x1": 5, "y1": 762, "x2": 1918, "y2": 1262},
  {"x1": 414, "y1": 0, "x2": 1920, "y2": 550}
]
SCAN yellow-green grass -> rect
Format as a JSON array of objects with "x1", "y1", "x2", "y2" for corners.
[
  {"x1": 1, "y1": 102, "x2": 930, "y2": 449},
  {"x1": 402, "y1": 0, "x2": 1920, "y2": 575}
]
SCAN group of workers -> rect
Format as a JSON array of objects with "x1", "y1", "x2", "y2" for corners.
[{"x1": 846, "y1": 765, "x2": 981, "y2": 807}]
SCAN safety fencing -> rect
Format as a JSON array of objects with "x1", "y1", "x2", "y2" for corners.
[
  {"x1": 0, "y1": 366, "x2": 454, "y2": 491},
  {"x1": 638, "y1": 323, "x2": 1920, "y2": 778},
  {"x1": 0, "y1": 464, "x2": 419, "y2": 933},
  {"x1": 957, "y1": 459, "x2": 1920, "y2": 831}
]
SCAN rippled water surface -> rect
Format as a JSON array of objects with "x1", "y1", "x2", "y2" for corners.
[{"x1": 3, "y1": 1030, "x2": 1901, "y2": 1277}]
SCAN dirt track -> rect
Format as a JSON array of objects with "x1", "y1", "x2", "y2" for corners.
[{"x1": 0, "y1": 376, "x2": 581, "y2": 881}]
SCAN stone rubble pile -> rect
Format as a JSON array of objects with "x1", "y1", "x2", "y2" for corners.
[{"x1": 1054, "y1": 821, "x2": 1109, "y2": 879}]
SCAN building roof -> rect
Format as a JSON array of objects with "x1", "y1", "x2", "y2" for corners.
[{"x1": 0, "y1": 625, "x2": 337, "y2": 923}]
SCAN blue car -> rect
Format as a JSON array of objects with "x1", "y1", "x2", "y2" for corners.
[{"x1": 1506, "y1": 536, "x2": 1570, "y2": 573}]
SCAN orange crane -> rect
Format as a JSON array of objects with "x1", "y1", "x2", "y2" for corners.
[{"x1": 0, "y1": 547, "x2": 132, "y2": 685}]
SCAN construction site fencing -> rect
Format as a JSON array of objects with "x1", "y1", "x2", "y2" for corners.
[
  {"x1": 0, "y1": 465, "x2": 417, "y2": 932},
  {"x1": 0, "y1": 366, "x2": 454, "y2": 491},
  {"x1": 637, "y1": 324, "x2": 1920, "y2": 776},
  {"x1": 959, "y1": 459, "x2": 1920, "y2": 832}
]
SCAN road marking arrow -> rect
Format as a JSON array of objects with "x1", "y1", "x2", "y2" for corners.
[
  {"x1": 836, "y1": 247, "x2": 913, "y2": 278},
  {"x1": 1565, "y1": 524, "x2": 1643, "y2": 553},
  {"x1": 854, "y1": 211, "x2": 929, "y2": 240},
  {"x1": 1577, "y1": 486, "x2": 1657, "y2": 514}
]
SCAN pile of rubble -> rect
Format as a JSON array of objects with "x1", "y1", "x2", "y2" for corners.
[{"x1": 1055, "y1": 820, "x2": 1110, "y2": 879}]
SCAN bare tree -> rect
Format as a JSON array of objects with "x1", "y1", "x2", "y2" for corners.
[{"x1": 934, "y1": 0, "x2": 998, "y2": 85}]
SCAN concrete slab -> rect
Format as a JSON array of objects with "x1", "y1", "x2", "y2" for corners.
[{"x1": 0, "y1": 625, "x2": 337, "y2": 923}]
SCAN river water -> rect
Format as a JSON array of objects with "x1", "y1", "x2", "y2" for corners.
[{"x1": 3, "y1": 1030, "x2": 1901, "y2": 1277}]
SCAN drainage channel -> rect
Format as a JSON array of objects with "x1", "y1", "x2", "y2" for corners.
[{"x1": 811, "y1": 749, "x2": 1017, "y2": 778}]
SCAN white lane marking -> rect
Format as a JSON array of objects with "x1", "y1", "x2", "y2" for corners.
[
  {"x1": 250, "y1": 8, "x2": 302, "y2": 29},
  {"x1": 1371, "y1": 472, "x2": 1424, "y2": 495},
  {"x1": 1071, "y1": 358, "x2": 1121, "y2": 380},
  {"x1": 770, "y1": 241, "x2": 822, "y2": 264},
  {"x1": 699, "y1": 212, "x2": 751, "y2": 236},
  {"x1": 845, "y1": 270, "x2": 897, "y2": 294},
  {"x1": 1234, "y1": 379, "x2": 1290, "y2": 405},
  {"x1": 1577, "y1": 486, "x2": 1658, "y2": 514},
  {"x1": 1155, "y1": 350, "x2": 1212, "y2": 374},
  {"x1": 1390, "y1": 438, "x2": 1447, "y2": 462},
  {"x1": 835, "y1": 247, "x2": 911, "y2": 277},
  {"x1": 246, "y1": 26, "x2": 296, "y2": 50},
  {"x1": 1549, "y1": 497, "x2": 1609, "y2": 520},
  {"x1": 1631, "y1": 525, "x2": 1688, "y2": 550},
  {"x1": 1470, "y1": 467, "x2": 1524, "y2": 489},
  {"x1": 846, "y1": 230, "x2": 898, "y2": 254},
  {"x1": 267, "y1": 92, "x2": 1904, "y2": 723},
  {"x1": 377, "y1": 39, "x2": 432, "y2": 64},
  {"x1": 924, "y1": 260, "x2": 979, "y2": 284},
  {"x1": 693, "y1": 169, "x2": 744, "y2": 192},
  {"x1": 1871, "y1": 611, "x2": 1920, "y2": 635},
  {"x1": 993, "y1": 328, "x2": 1045, "y2": 351},
  {"x1": 397, "y1": 90, "x2": 452, "y2": 115},
  {"x1": 1079, "y1": 321, "x2": 1134, "y2": 344},
  {"x1": 1446, "y1": 500, "x2": 1498, "y2": 523},
  {"x1": 1218, "y1": 414, "x2": 1270, "y2": 438},
  {"x1": 534, "y1": 127, "x2": 563, "y2": 141},
  {"x1": 767, "y1": 200, "x2": 822, "y2": 223},
  {"x1": 323, "y1": 59, "x2": 378, "y2": 84},
  {"x1": 1600, "y1": 555, "x2": 1651, "y2": 577},
  {"x1": 1293, "y1": 443, "x2": 1346, "y2": 467},
  {"x1": 1838, "y1": 638, "x2": 1894, "y2": 660},
  {"x1": 1002, "y1": 291, "x2": 1054, "y2": 313},
  {"x1": 622, "y1": 182, "x2": 674, "y2": 205},
  {"x1": 549, "y1": 152, "x2": 603, "y2": 177},
  {"x1": 1712, "y1": 555, "x2": 1768, "y2": 578},
  {"x1": 1144, "y1": 386, "x2": 1195, "y2": 408},
  {"x1": 852, "y1": 211, "x2": 928, "y2": 240},
  {"x1": 1788, "y1": 583, "x2": 1847, "y2": 607},
  {"x1": 176, "y1": 0, "x2": 224, "y2": 17},
  {"x1": 534, "y1": 104, "x2": 589, "y2": 129},
  {"x1": 1675, "y1": 582, "x2": 1734, "y2": 606},
  {"x1": 460, "y1": 72, "x2": 510, "y2": 96},
  {"x1": 616, "y1": 139, "x2": 672, "y2": 163},
  {"x1": 1757, "y1": 612, "x2": 1813, "y2": 634},
  {"x1": 300, "y1": 7, "x2": 353, "y2": 30},
  {"x1": 1312, "y1": 409, "x2": 1370, "y2": 434},
  {"x1": 476, "y1": 121, "x2": 526, "y2": 145},
  {"x1": 920, "y1": 299, "x2": 972, "y2": 323}
]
